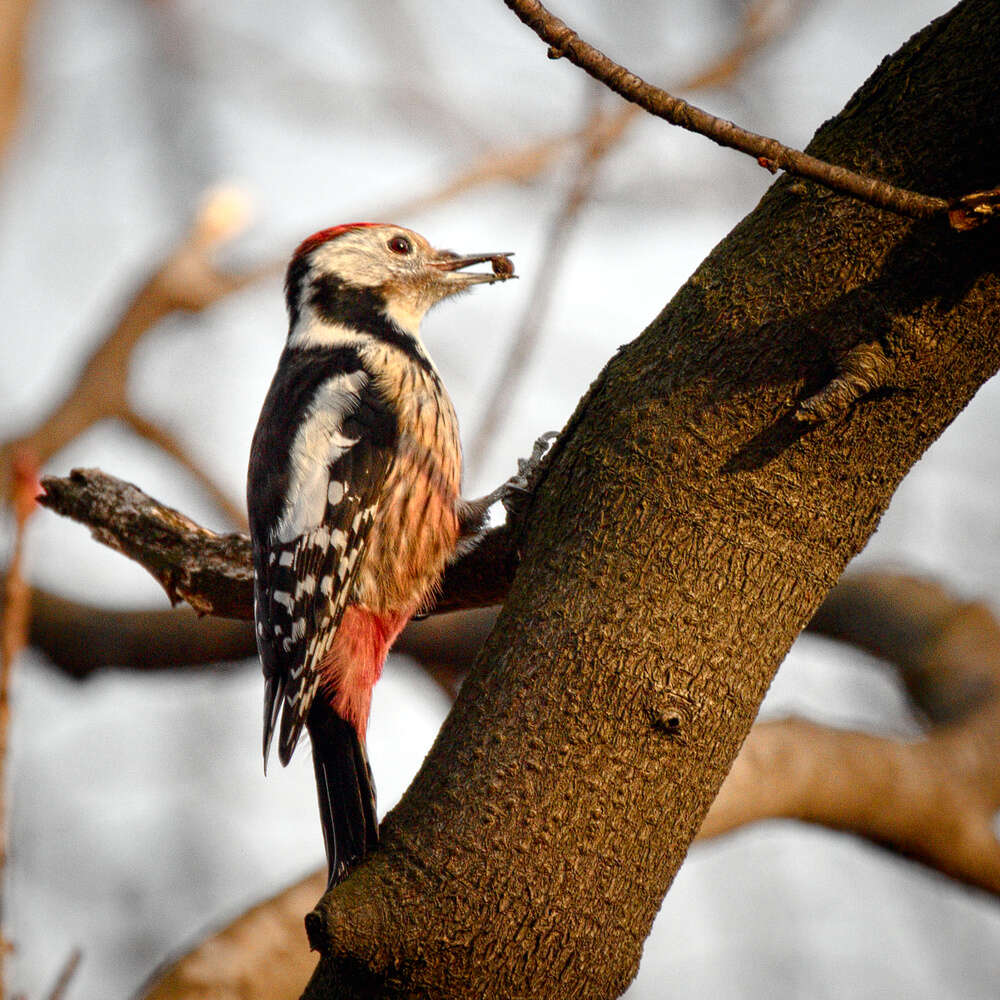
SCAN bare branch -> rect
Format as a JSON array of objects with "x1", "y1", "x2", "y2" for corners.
[
  {"x1": 470, "y1": 0, "x2": 800, "y2": 469},
  {"x1": 43, "y1": 948, "x2": 82, "y2": 1000},
  {"x1": 36, "y1": 469, "x2": 517, "y2": 621},
  {"x1": 122, "y1": 408, "x2": 247, "y2": 530},
  {"x1": 699, "y1": 711, "x2": 1000, "y2": 895},
  {"x1": 0, "y1": 0, "x2": 35, "y2": 157},
  {"x1": 0, "y1": 453, "x2": 38, "y2": 995},
  {"x1": 22, "y1": 588, "x2": 498, "y2": 703},
  {"x1": 501, "y1": 0, "x2": 993, "y2": 227},
  {"x1": 37, "y1": 469, "x2": 253, "y2": 619},
  {"x1": 468, "y1": 94, "x2": 610, "y2": 468},
  {"x1": 26, "y1": 589, "x2": 257, "y2": 676},
  {"x1": 809, "y1": 571, "x2": 1000, "y2": 721}
]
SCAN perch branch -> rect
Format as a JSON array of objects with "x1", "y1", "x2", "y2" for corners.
[{"x1": 36, "y1": 469, "x2": 517, "y2": 620}]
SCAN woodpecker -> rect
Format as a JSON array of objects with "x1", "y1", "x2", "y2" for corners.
[{"x1": 247, "y1": 223, "x2": 515, "y2": 886}]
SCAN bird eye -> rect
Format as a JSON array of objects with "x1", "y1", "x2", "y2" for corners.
[{"x1": 387, "y1": 235, "x2": 412, "y2": 255}]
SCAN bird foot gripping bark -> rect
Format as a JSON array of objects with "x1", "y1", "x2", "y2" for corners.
[
  {"x1": 501, "y1": 430, "x2": 558, "y2": 517},
  {"x1": 459, "y1": 431, "x2": 558, "y2": 538},
  {"x1": 491, "y1": 430, "x2": 559, "y2": 523}
]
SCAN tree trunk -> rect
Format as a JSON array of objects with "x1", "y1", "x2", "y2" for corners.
[{"x1": 304, "y1": 3, "x2": 1000, "y2": 996}]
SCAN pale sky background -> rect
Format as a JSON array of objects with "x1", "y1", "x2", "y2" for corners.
[{"x1": 2, "y1": 1, "x2": 999, "y2": 997}]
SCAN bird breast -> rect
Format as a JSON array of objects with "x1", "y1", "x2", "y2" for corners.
[{"x1": 354, "y1": 347, "x2": 462, "y2": 611}]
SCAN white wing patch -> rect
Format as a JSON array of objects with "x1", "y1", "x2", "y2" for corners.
[{"x1": 273, "y1": 369, "x2": 369, "y2": 542}]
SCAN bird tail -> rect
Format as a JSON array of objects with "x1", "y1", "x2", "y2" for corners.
[{"x1": 307, "y1": 699, "x2": 379, "y2": 887}]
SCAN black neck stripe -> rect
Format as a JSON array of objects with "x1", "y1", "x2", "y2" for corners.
[{"x1": 291, "y1": 270, "x2": 432, "y2": 372}]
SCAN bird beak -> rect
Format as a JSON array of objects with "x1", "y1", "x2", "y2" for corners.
[{"x1": 431, "y1": 250, "x2": 516, "y2": 286}]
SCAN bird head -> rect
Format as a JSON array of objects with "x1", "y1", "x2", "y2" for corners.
[{"x1": 284, "y1": 223, "x2": 515, "y2": 345}]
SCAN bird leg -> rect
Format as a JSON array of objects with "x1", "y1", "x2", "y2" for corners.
[{"x1": 459, "y1": 431, "x2": 558, "y2": 537}]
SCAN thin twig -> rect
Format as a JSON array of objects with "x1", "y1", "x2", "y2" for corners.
[
  {"x1": 0, "y1": 188, "x2": 263, "y2": 527},
  {"x1": 502, "y1": 0, "x2": 983, "y2": 225},
  {"x1": 468, "y1": 93, "x2": 609, "y2": 468},
  {"x1": 0, "y1": 452, "x2": 39, "y2": 1000},
  {"x1": 43, "y1": 948, "x2": 82, "y2": 1000},
  {"x1": 470, "y1": 0, "x2": 801, "y2": 470},
  {"x1": 122, "y1": 409, "x2": 247, "y2": 530}
]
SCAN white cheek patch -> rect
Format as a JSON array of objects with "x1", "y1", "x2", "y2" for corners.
[
  {"x1": 273, "y1": 370, "x2": 369, "y2": 542},
  {"x1": 310, "y1": 236, "x2": 386, "y2": 288},
  {"x1": 383, "y1": 297, "x2": 427, "y2": 337},
  {"x1": 288, "y1": 313, "x2": 369, "y2": 351}
]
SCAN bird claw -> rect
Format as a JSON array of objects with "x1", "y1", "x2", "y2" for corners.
[
  {"x1": 461, "y1": 432, "x2": 557, "y2": 537},
  {"x1": 498, "y1": 431, "x2": 557, "y2": 520}
]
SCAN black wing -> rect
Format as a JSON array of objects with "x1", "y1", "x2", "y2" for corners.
[{"x1": 248, "y1": 347, "x2": 397, "y2": 769}]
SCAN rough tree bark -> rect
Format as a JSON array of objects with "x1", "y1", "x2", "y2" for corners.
[{"x1": 299, "y1": 3, "x2": 1000, "y2": 997}]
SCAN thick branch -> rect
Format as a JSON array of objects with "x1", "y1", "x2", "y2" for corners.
[
  {"x1": 136, "y1": 566, "x2": 1000, "y2": 998},
  {"x1": 24, "y1": 588, "x2": 497, "y2": 702},
  {"x1": 809, "y1": 571, "x2": 1000, "y2": 722},
  {"x1": 26, "y1": 589, "x2": 257, "y2": 675},
  {"x1": 700, "y1": 711, "x2": 1000, "y2": 894}
]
